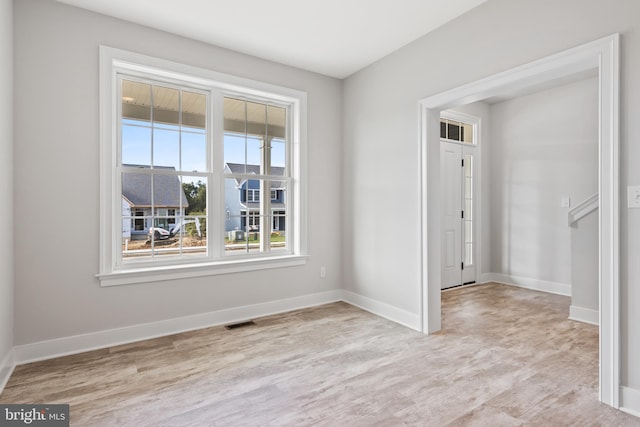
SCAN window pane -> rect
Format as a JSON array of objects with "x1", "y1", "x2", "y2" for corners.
[
  {"x1": 182, "y1": 91, "x2": 206, "y2": 129},
  {"x1": 267, "y1": 104, "x2": 285, "y2": 139},
  {"x1": 122, "y1": 80, "x2": 151, "y2": 122},
  {"x1": 224, "y1": 98, "x2": 284, "y2": 174},
  {"x1": 182, "y1": 176, "x2": 207, "y2": 216},
  {"x1": 447, "y1": 122, "x2": 460, "y2": 141},
  {"x1": 223, "y1": 134, "x2": 261, "y2": 173},
  {"x1": 224, "y1": 133, "x2": 247, "y2": 172},
  {"x1": 465, "y1": 242, "x2": 473, "y2": 266},
  {"x1": 440, "y1": 121, "x2": 447, "y2": 139},
  {"x1": 224, "y1": 177, "x2": 242, "y2": 234},
  {"x1": 122, "y1": 171, "x2": 152, "y2": 260},
  {"x1": 246, "y1": 101, "x2": 267, "y2": 137},
  {"x1": 223, "y1": 178, "x2": 287, "y2": 256},
  {"x1": 182, "y1": 177, "x2": 207, "y2": 256},
  {"x1": 462, "y1": 123, "x2": 473, "y2": 143},
  {"x1": 182, "y1": 215, "x2": 207, "y2": 256},
  {"x1": 224, "y1": 97, "x2": 246, "y2": 133},
  {"x1": 181, "y1": 130, "x2": 206, "y2": 172},
  {"x1": 152, "y1": 85, "x2": 180, "y2": 128},
  {"x1": 246, "y1": 136, "x2": 261, "y2": 170},
  {"x1": 153, "y1": 128, "x2": 179, "y2": 169},
  {"x1": 271, "y1": 138, "x2": 286, "y2": 172},
  {"x1": 122, "y1": 123, "x2": 151, "y2": 166},
  {"x1": 153, "y1": 173, "x2": 185, "y2": 212},
  {"x1": 270, "y1": 179, "x2": 288, "y2": 252}
]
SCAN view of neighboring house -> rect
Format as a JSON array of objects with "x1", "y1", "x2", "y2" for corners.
[
  {"x1": 121, "y1": 165, "x2": 189, "y2": 240},
  {"x1": 224, "y1": 162, "x2": 286, "y2": 235}
]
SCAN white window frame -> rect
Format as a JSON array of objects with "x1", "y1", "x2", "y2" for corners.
[
  {"x1": 440, "y1": 117, "x2": 475, "y2": 144},
  {"x1": 98, "y1": 47, "x2": 307, "y2": 286},
  {"x1": 247, "y1": 189, "x2": 260, "y2": 203}
]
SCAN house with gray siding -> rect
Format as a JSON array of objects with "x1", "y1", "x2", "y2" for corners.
[{"x1": 121, "y1": 165, "x2": 189, "y2": 239}]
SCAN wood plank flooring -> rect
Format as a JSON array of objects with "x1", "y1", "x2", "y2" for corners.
[{"x1": 2, "y1": 283, "x2": 639, "y2": 426}]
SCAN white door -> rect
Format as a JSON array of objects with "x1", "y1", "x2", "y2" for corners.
[{"x1": 441, "y1": 141, "x2": 476, "y2": 289}]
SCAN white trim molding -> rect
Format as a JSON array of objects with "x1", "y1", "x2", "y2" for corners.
[
  {"x1": 341, "y1": 290, "x2": 421, "y2": 331},
  {"x1": 11, "y1": 289, "x2": 423, "y2": 366},
  {"x1": 14, "y1": 290, "x2": 341, "y2": 365},
  {"x1": 0, "y1": 349, "x2": 15, "y2": 395},
  {"x1": 620, "y1": 387, "x2": 640, "y2": 418},
  {"x1": 419, "y1": 34, "x2": 620, "y2": 408},
  {"x1": 488, "y1": 273, "x2": 571, "y2": 296},
  {"x1": 0, "y1": 349, "x2": 16, "y2": 394},
  {"x1": 569, "y1": 305, "x2": 599, "y2": 326}
]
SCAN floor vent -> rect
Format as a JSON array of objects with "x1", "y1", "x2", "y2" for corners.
[{"x1": 224, "y1": 320, "x2": 256, "y2": 330}]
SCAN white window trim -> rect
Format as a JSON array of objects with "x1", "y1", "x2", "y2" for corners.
[
  {"x1": 98, "y1": 46, "x2": 308, "y2": 286},
  {"x1": 247, "y1": 189, "x2": 260, "y2": 203},
  {"x1": 440, "y1": 112, "x2": 477, "y2": 145}
]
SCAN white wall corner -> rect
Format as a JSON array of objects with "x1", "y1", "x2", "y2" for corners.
[
  {"x1": 487, "y1": 273, "x2": 571, "y2": 296},
  {"x1": 620, "y1": 386, "x2": 640, "y2": 418},
  {"x1": 0, "y1": 348, "x2": 16, "y2": 395},
  {"x1": 340, "y1": 290, "x2": 421, "y2": 331},
  {"x1": 14, "y1": 290, "x2": 342, "y2": 365},
  {"x1": 569, "y1": 305, "x2": 599, "y2": 326}
]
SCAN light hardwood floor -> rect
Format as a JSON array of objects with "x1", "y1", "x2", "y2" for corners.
[{"x1": 2, "y1": 283, "x2": 639, "y2": 426}]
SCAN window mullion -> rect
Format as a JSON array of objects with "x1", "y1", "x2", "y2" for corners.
[{"x1": 209, "y1": 89, "x2": 224, "y2": 259}]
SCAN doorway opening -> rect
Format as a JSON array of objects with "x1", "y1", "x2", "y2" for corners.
[
  {"x1": 440, "y1": 111, "x2": 479, "y2": 289},
  {"x1": 419, "y1": 34, "x2": 620, "y2": 408}
]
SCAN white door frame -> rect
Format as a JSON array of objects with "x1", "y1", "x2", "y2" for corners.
[
  {"x1": 419, "y1": 34, "x2": 620, "y2": 407},
  {"x1": 440, "y1": 110, "x2": 481, "y2": 288}
]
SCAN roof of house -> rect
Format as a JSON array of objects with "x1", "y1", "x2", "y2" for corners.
[
  {"x1": 225, "y1": 162, "x2": 286, "y2": 189},
  {"x1": 122, "y1": 165, "x2": 189, "y2": 208}
]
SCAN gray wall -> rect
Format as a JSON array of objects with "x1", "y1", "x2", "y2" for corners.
[
  {"x1": 13, "y1": 0, "x2": 342, "y2": 345},
  {"x1": 0, "y1": 0, "x2": 14, "y2": 381},
  {"x1": 489, "y1": 77, "x2": 598, "y2": 285},
  {"x1": 343, "y1": 0, "x2": 640, "y2": 389}
]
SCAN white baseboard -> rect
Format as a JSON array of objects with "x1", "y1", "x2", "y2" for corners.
[
  {"x1": 569, "y1": 305, "x2": 599, "y2": 325},
  {"x1": 487, "y1": 273, "x2": 571, "y2": 296},
  {"x1": 14, "y1": 290, "x2": 342, "y2": 365},
  {"x1": 0, "y1": 348, "x2": 15, "y2": 395},
  {"x1": 478, "y1": 273, "x2": 493, "y2": 284},
  {"x1": 620, "y1": 386, "x2": 640, "y2": 418},
  {"x1": 341, "y1": 290, "x2": 421, "y2": 331}
]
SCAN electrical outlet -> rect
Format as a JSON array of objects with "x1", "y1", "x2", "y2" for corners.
[
  {"x1": 561, "y1": 197, "x2": 571, "y2": 208},
  {"x1": 320, "y1": 266, "x2": 326, "y2": 278}
]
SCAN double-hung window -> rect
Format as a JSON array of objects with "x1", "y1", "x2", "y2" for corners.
[{"x1": 99, "y1": 47, "x2": 307, "y2": 286}]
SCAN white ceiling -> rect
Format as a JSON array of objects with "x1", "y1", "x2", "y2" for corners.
[{"x1": 57, "y1": 0, "x2": 487, "y2": 79}]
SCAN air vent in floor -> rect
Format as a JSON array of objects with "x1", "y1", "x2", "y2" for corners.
[{"x1": 224, "y1": 320, "x2": 256, "y2": 330}]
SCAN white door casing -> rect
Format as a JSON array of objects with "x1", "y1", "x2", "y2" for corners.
[{"x1": 420, "y1": 34, "x2": 620, "y2": 407}]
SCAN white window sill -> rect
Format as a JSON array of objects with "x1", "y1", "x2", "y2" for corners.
[{"x1": 97, "y1": 255, "x2": 308, "y2": 287}]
